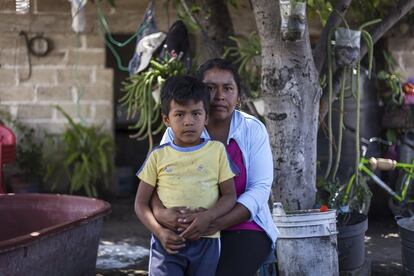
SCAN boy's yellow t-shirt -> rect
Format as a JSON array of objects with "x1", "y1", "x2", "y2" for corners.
[{"x1": 137, "y1": 140, "x2": 236, "y2": 237}]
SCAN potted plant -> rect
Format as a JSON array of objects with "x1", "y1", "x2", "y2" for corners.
[
  {"x1": 317, "y1": 174, "x2": 370, "y2": 273},
  {"x1": 0, "y1": 111, "x2": 44, "y2": 193},
  {"x1": 45, "y1": 106, "x2": 114, "y2": 198}
]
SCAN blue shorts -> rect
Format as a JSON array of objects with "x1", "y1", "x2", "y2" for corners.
[{"x1": 149, "y1": 235, "x2": 220, "y2": 276}]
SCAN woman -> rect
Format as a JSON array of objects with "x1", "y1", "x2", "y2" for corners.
[{"x1": 153, "y1": 58, "x2": 278, "y2": 275}]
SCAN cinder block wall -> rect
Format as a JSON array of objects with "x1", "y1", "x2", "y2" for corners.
[
  {"x1": 0, "y1": 0, "x2": 178, "y2": 135},
  {"x1": 388, "y1": 37, "x2": 414, "y2": 80}
]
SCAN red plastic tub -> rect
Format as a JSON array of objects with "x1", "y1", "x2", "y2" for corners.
[{"x1": 0, "y1": 193, "x2": 111, "y2": 275}]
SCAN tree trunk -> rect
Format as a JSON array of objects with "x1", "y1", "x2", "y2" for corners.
[{"x1": 251, "y1": 1, "x2": 321, "y2": 210}]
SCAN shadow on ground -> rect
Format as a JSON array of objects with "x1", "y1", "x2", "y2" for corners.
[{"x1": 96, "y1": 197, "x2": 405, "y2": 275}]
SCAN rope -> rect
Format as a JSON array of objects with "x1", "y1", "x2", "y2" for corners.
[{"x1": 95, "y1": 0, "x2": 155, "y2": 72}]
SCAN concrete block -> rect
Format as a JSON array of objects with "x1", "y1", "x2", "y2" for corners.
[
  {"x1": 94, "y1": 69, "x2": 114, "y2": 84},
  {"x1": 0, "y1": 86, "x2": 35, "y2": 102},
  {"x1": 91, "y1": 13, "x2": 171, "y2": 34},
  {"x1": 54, "y1": 104, "x2": 91, "y2": 120},
  {"x1": 91, "y1": 104, "x2": 114, "y2": 131},
  {"x1": 0, "y1": 105, "x2": 11, "y2": 116},
  {"x1": 0, "y1": 14, "x2": 74, "y2": 34},
  {"x1": 37, "y1": 86, "x2": 73, "y2": 102},
  {"x1": 0, "y1": 69, "x2": 16, "y2": 86},
  {"x1": 20, "y1": 68, "x2": 57, "y2": 85},
  {"x1": 16, "y1": 104, "x2": 53, "y2": 119},
  {"x1": 83, "y1": 0, "x2": 146, "y2": 15},
  {"x1": 31, "y1": 51, "x2": 67, "y2": 66},
  {"x1": 35, "y1": 0, "x2": 70, "y2": 13},
  {"x1": 57, "y1": 69, "x2": 92, "y2": 84},
  {"x1": 0, "y1": 49, "x2": 17, "y2": 67},
  {"x1": 33, "y1": 122, "x2": 67, "y2": 135},
  {"x1": 30, "y1": 15, "x2": 73, "y2": 33},
  {"x1": 85, "y1": 35, "x2": 105, "y2": 49},
  {"x1": 0, "y1": 1, "x2": 15, "y2": 12},
  {"x1": 0, "y1": 34, "x2": 21, "y2": 49},
  {"x1": 66, "y1": 49, "x2": 105, "y2": 66},
  {"x1": 0, "y1": 15, "x2": 32, "y2": 33},
  {"x1": 79, "y1": 84, "x2": 113, "y2": 102},
  {"x1": 48, "y1": 33, "x2": 79, "y2": 50},
  {"x1": 92, "y1": 104, "x2": 113, "y2": 122}
]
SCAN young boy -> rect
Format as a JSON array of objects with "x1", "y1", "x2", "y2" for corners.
[{"x1": 134, "y1": 76, "x2": 237, "y2": 276}]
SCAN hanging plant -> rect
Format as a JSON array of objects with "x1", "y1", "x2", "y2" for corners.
[
  {"x1": 322, "y1": 19, "x2": 380, "y2": 214},
  {"x1": 334, "y1": 28, "x2": 361, "y2": 68},
  {"x1": 119, "y1": 56, "x2": 185, "y2": 149},
  {"x1": 280, "y1": 0, "x2": 307, "y2": 42},
  {"x1": 223, "y1": 32, "x2": 261, "y2": 98}
]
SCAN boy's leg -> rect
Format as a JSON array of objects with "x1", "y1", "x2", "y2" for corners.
[
  {"x1": 185, "y1": 238, "x2": 220, "y2": 276},
  {"x1": 149, "y1": 235, "x2": 186, "y2": 276}
]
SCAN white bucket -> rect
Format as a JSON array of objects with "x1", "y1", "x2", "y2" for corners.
[{"x1": 273, "y1": 209, "x2": 339, "y2": 276}]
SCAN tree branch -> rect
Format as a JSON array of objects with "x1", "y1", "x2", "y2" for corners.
[
  {"x1": 313, "y1": 0, "x2": 352, "y2": 74},
  {"x1": 180, "y1": 0, "x2": 220, "y2": 57},
  {"x1": 360, "y1": 0, "x2": 414, "y2": 58},
  {"x1": 188, "y1": 0, "x2": 236, "y2": 57},
  {"x1": 319, "y1": 0, "x2": 414, "y2": 123}
]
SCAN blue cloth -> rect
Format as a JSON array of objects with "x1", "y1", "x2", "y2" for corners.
[
  {"x1": 149, "y1": 235, "x2": 220, "y2": 276},
  {"x1": 161, "y1": 110, "x2": 279, "y2": 248}
]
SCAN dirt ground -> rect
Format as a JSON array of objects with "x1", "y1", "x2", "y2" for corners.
[{"x1": 95, "y1": 196, "x2": 404, "y2": 276}]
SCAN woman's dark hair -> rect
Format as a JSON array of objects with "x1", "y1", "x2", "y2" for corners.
[
  {"x1": 195, "y1": 58, "x2": 242, "y2": 97},
  {"x1": 160, "y1": 75, "x2": 210, "y2": 115}
]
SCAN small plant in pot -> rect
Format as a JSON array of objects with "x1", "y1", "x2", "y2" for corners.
[
  {"x1": 317, "y1": 174, "x2": 370, "y2": 273},
  {"x1": 44, "y1": 106, "x2": 114, "y2": 198},
  {"x1": 0, "y1": 111, "x2": 44, "y2": 193}
]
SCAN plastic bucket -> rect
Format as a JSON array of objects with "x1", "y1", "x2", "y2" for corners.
[
  {"x1": 337, "y1": 213, "x2": 368, "y2": 271},
  {"x1": 397, "y1": 217, "x2": 414, "y2": 275},
  {"x1": 273, "y1": 209, "x2": 339, "y2": 276}
]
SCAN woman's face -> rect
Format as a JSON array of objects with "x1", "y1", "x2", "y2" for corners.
[{"x1": 202, "y1": 67, "x2": 239, "y2": 122}]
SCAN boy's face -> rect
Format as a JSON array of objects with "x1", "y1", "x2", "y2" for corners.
[{"x1": 163, "y1": 99, "x2": 208, "y2": 147}]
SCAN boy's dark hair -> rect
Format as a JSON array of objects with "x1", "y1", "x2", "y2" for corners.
[
  {"x1": 161, "y1": 76, "x2": 210, "y2": 115},
  {"x1": 195, "y1": 58, "x2": 242, "y2": 97}
]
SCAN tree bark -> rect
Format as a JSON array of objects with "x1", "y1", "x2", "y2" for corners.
[{"x1": 251, "y1": 1, "x2": 321, "y2": 210}]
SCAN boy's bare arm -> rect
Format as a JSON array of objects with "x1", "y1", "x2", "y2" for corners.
[
  {"x1": 180, "y1": 178, "x2": 236, "y2": 240},
  {"x1": 135, "y1": 180, "x2": 185, "y2": 254}
]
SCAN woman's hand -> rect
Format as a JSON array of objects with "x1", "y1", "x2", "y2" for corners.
[
  {"x1": 179, "y1": 207, "x2": 216, "y2": 240},
  {"x1": 202, "y1": 220, "x2": 221, "y2": 236},
  {"x1": 153, "y1": 206, "x2": 200, "y2": 232},
  {"x1": 179, "y1": 211, "x2": 213, "y2": 241}
]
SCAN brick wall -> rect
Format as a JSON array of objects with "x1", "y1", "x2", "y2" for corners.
[
  {"x1": 388, "y1": 36, "x2": 414, "y2": 80},
  {"x1": 0, "y1": 0, "x2": 259, "y2": 136},
  {"x1": 0, "y1": 0, "x2": 180, "y2": 135}
]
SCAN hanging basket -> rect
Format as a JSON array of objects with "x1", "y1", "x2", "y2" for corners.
[
  {"x1": 335, "y1": 28, "x2": 361, "y2": 67},
  {"x1": 280, "y1": 1, "x2": 306, "y2": 42}
]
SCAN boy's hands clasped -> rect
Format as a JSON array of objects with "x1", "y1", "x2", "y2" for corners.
[
  {"x1": 156, "y1": 228, "x2": 186, "y2": 255},
  {"x1": 179, "y1": 209, "x2": 213, "y2": 240},
  {"x1": 155, "y1": 206, "x2": 213, "y2": 250}
]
